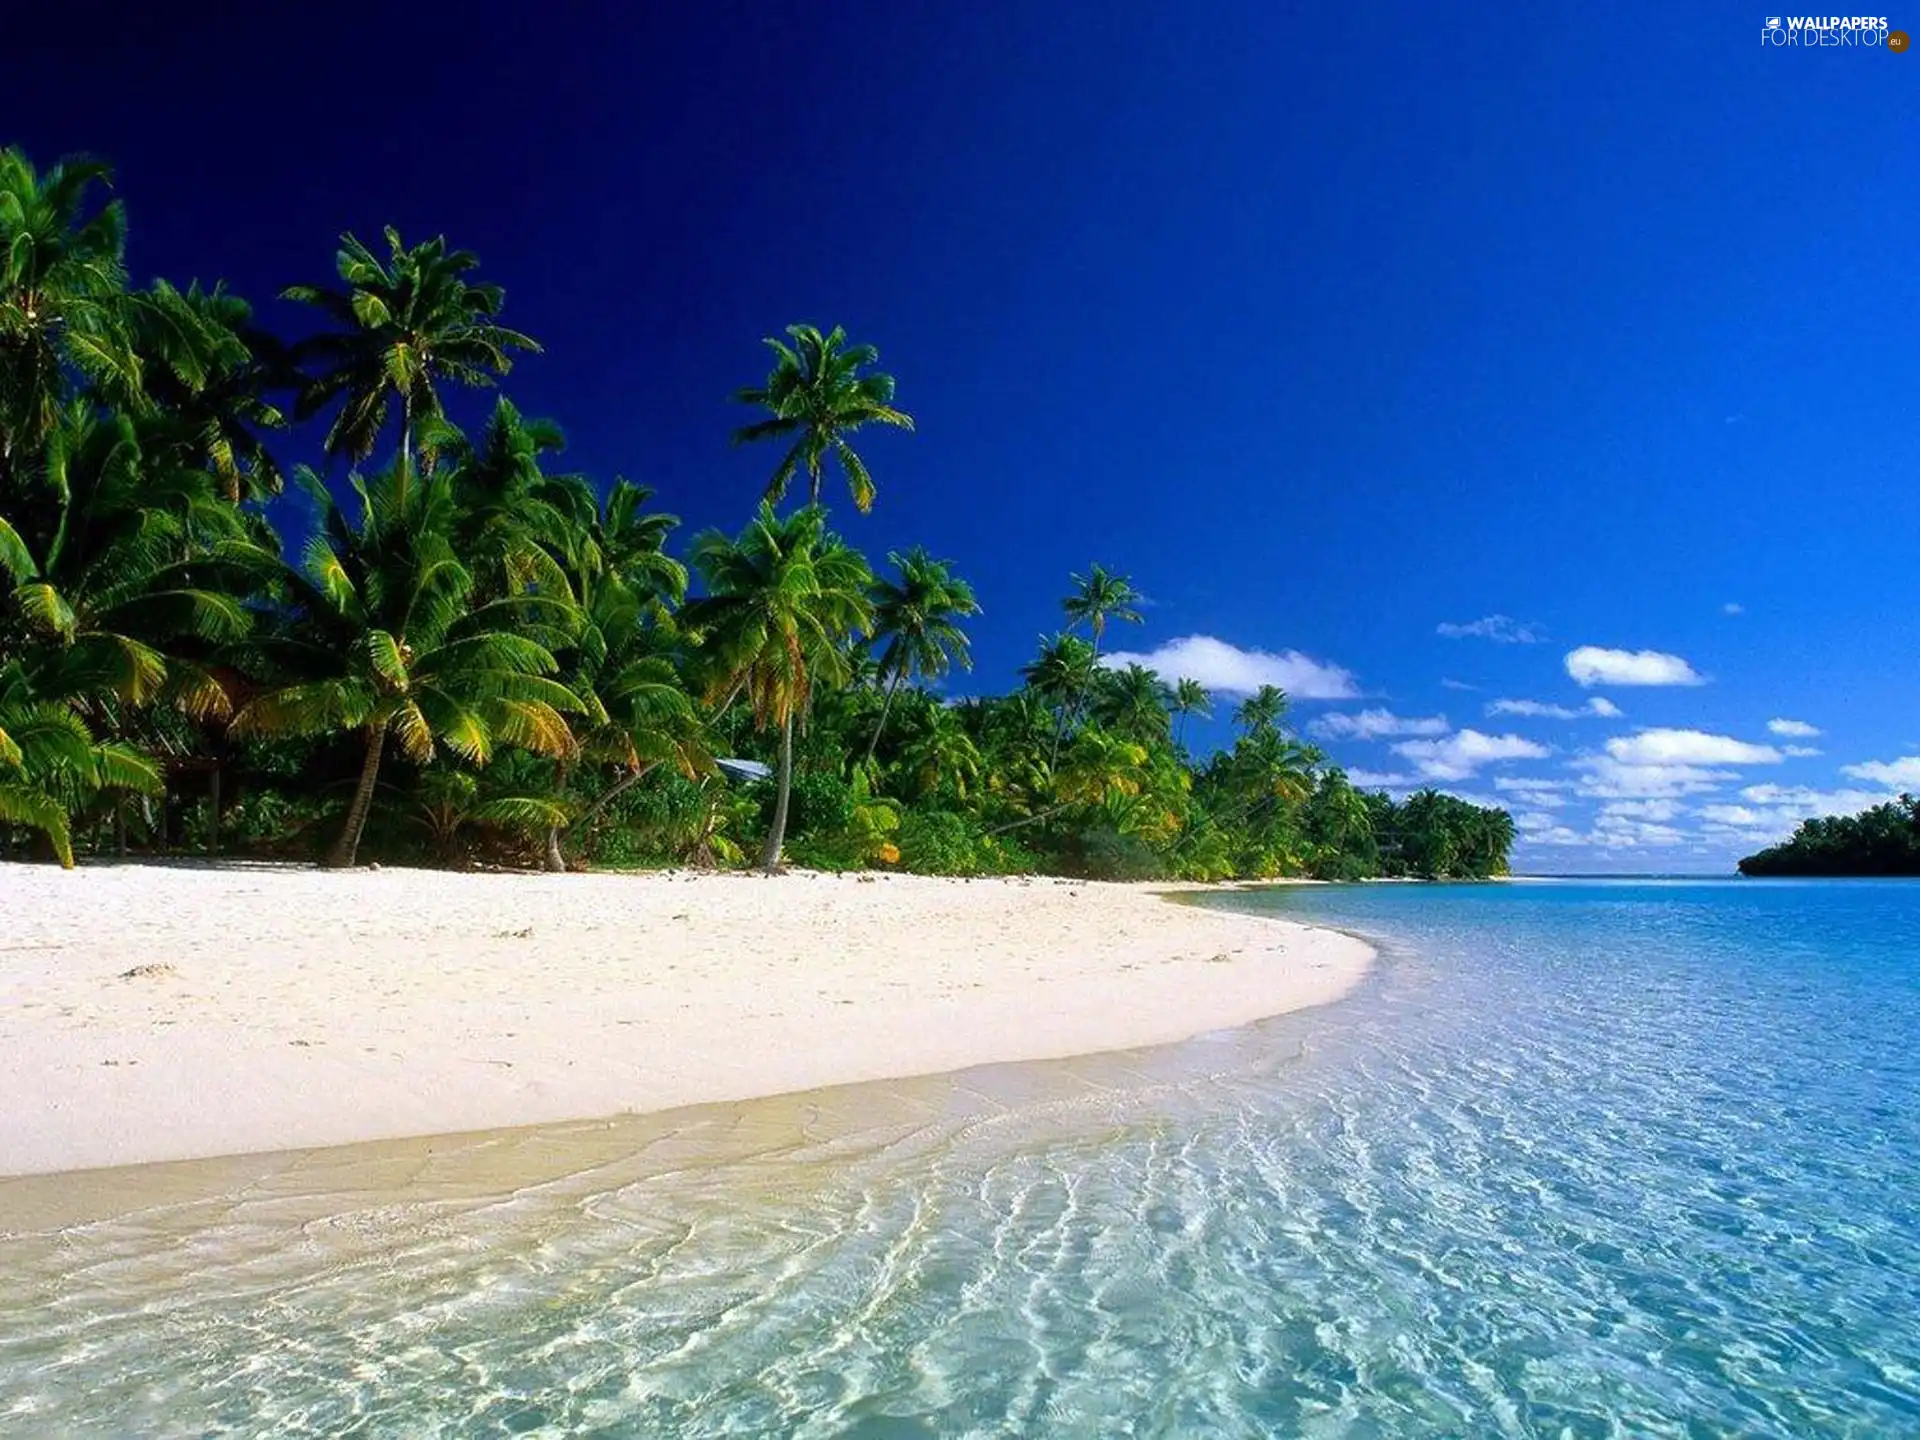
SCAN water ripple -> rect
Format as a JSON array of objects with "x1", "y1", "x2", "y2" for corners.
[{"x1": 3, "y1": 880, "x2": 1919, "y2": 1436}]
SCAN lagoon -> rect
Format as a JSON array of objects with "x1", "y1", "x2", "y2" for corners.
[{"x1": 4, "y1": 878, "x2": 1916, "y2": 1436}]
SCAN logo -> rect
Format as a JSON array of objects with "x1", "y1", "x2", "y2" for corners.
[{"x1": 1760, "y1": 14, "x2": 1896, "y2": 45}]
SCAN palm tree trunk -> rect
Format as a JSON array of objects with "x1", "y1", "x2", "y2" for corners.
[
  {"x1": 326, "y1": 725, "x2": 385, "y2": 869},
  {"x1": 397, "y1": 393, "x2": 414, "y2": 509},
  {"x1": 543, "y1": 759, "x2": 571, "y2": 873},
  {"x1": 862, "y1": 665, "x2": 906, "y2": 768},
  {"x1": 565, "y1": 762, "x2": 658, "y2": 851},
  {"x1": 113, "y1": 800, "x2": 127, "y2": 857},
  {"x1": 760, "y1": 711, "x2": 795, "y2": 873}
]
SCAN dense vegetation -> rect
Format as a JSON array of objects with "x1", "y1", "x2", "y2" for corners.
[
  {"x1": 1737, "y1": 796, "x2": 1920, "y2": 876},
  {"x1": 0, "y1": 148, "x2": 1514, "y2": 882}
]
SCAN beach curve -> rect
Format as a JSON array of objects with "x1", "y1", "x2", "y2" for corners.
[{"x1": 0, "y1": 863, "x2": 1371, "y2": 1177}]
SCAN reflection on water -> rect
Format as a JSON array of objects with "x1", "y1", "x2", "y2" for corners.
[{"x1": 4, "y1": 880, "x2": 1918, "y2": 1437}]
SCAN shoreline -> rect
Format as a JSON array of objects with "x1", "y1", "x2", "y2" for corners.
[{"x1": 0, "y1": 863, "x2": 1372, "y2": 1180}]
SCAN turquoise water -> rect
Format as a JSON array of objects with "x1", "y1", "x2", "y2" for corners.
[{"x1": 4, "y1": 879, "x2": 1918, "y2": 1436}]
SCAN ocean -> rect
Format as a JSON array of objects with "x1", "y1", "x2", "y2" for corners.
[{"x1": 3, "y1": 878, "x2": 1916, "y2": 1437}]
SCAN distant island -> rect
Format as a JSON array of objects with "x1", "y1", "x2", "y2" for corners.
[{"x1": 1737, "y1": 796, "x2": 1920, "y2": 876}]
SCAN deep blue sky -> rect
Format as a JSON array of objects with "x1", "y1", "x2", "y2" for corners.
[{"x1": 11, "y1": 3, "x2": 1917, "y2": 870}]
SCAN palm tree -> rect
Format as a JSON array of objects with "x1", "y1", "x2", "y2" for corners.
[
  {"x1": 1020, "y1": 632, "x2": 1097, "y2": 765},
  {"x1": 1062, "y1": 564, "x2": 1143, "y2": 659},
  {"x1": 228, "y1": 463, "x2": 582, "y2": 868},
  {"x1": 684, "y1": 503, "x2": 873, "y2": 871},
  {"x1": 863, "y1": 547, "x2": 979, "y2": 765},
  {"x1": 1171, "y1": 677, "x2": 1211, "y2": 747},
  {"x1": 0, "y1": 673, "x2": 161, "y2": 867},
  {"x1": 1092, "y1": 662, "x2": 1173, "y2": 745},
  {"x1": 130, "y1": 279, "x2": 290, "y2": 502},
  {"x1": 546, "y1": 578, "x2": 711, "y2": 871},
  {"x1": 0, "y1": 148, "x2": 136, "y2": 480},
  {"x1": 1, "y1": 407, "x2": 262, "y2": 722},
  {"x1": 732, "y1": 323, "x2": 914, "y2": 513},
  {"x1": 1234, "y1": 683, "x2": 1290, "y2": 734},
  {"x1": 892, "y1": 702, "x2": 984, "y2": 799},
  {"x1": 283, "y1": 228, "x2": 538, "y2": 503}
]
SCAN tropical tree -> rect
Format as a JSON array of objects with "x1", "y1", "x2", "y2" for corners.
[
  {"x1": 130, "y1": 279, "x2": 290, "y2": 502},
  {"x1": 1234, "y1": 683, "x2": 1290, "y2": 734},
  {"x1": 863, "y1": 546, "x2": 979, "y2": 765},
  {"x1": 1171, "y1": 677, "x2": 1211, "y2": 747},
  {"x1": 545, "y1": 577, "x2": 711, "y2": 871},
  {"x1": 1062, "y1": 564, "x2": 1142, "y2": 659},
  {"x1": 0, "y1": 148, "x2": 136, "y2": 478},
  {"x1": 1020, "y1": 631, "x2": 1097, "y2": 764},
  {"x1": 1091, "y1": 661, "x2": 1173, "y2": 745},
  {"x1": 228, "y1": 463, "x2": 582, "y2": 868},
  {"x1": 732, "y1": 323, "x2": 914, "y2": 512},
  {"x1": 684, "y1": 503, "x2": 873, "y2": 871},
  {"x1": 283, "y1": 228, "x2": 538, "y2": 501}
]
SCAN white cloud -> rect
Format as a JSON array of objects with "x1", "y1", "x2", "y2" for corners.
[
  {"x1": 1310, "y1": 709, "x2": 1449, "y2": 740},
  {"x1": 1496, "y1": 777, "x2": 1569, "y2": 806},
  {"x1": 1782, "y1": 745, "x2": 1822, "y2": 758},
  {"x1": 1722, "y1": 602, "x2": 1744, "y2": 616},
  {"x1": 1839, "y1": 756, "x2": 1920, "y2": 787},
  {"x1": 1440, "y1": 677, "x2": 1478, "y2": 691},
  {"x1": 1100, "y1": 635, "x2": 1359, "y2": 700},
  {"x1": 1486, "y1": 696, "x2": 1623, "y2": 720},
  {"x1": 1605, "y1": 729, "x2": 1782, "y2": 766},
  {"x1": 1740, "y1": 784, "x2": 1894, "y2": 812},
  {"x1": 1437, "y1": 615, "x2": 1545, "y2": 644},
  {"x1": 1572, "y1": 757, "x2": 1736, "y2": 799},
  {"x1": 1391, "y1": 729, "x2": 1550, "y2": 781},
  {"x1": 1599, "y1": 798, "x2": 1684, "y2": 822},
  {"x1": 1345, "y1": 768, "x2": 1416, "y2": 789},
  {"x1": 1564, "y1": 646, "x2": 1706, "y2": 688},
  {"x1": 1767, "y1": 718, "x2": 1821, "y2": 738},
  {"x1": 1590, "y1": 814, "x2": 1688, "y2": 848}
]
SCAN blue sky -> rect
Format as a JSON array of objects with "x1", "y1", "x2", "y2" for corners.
[{"x1": 11, "y1": 4, "x2": 1917, "y2": 871}]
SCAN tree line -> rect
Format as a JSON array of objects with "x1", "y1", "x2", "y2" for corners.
[
  {"x1": 0, "y1": 147, "x2": 1515, "y2": 881},
  {"x1": 1737, "y1": 797, "x2": 1920, "y2": 877}
]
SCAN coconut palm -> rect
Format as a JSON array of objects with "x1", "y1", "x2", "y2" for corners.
[
  {"x1": 732, "y1": 323, "x2": 914, "y2": 513},
  {"x1": 863, "y1": 547, "x2": 979, "y2": 765},
  {"x1": 1092, "y1": 662, "x2": 1173, "y2": 745},
  {"x1": 544, "y1": 578, "x2": 712, "y2": 871},
  {"x1": 1171, "y1": 677, "x2": 1211, "y2": 747},
  {"x1": 130, "y1": 279, "x2": 290, "y2": 502},
  {"x1": 892, "y1": 702, "x2": 984, "y2": 800},
  {"x1": 1061, "y1": 564, "x2": 1142, "y2": 659},
  {"x1": 1020, "y1": 631, "x2": 1098, "y2": 765},
  {"x1": 1234, "y1": 683, "x2": 1290, "y2": 734},
  {"x1": 684, "y1": 503, "x2": 873, "y2": 871},
  {"x1": 228, "y1": 462, "x2": 582, "y2": 868},
  {"x1": 0, "y1": 148, "x2": 137, "y2": 478},
  {"x1": 283, "y1": 228, "x2": 538, "y2": 500},
  {"x1": 1, "y1": 407, "x2": 262, "y2": 723}
]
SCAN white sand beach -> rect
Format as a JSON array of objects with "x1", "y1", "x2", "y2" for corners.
[{"x1": 0, "y1": 863, "x2": 1371, "y2": 1176}]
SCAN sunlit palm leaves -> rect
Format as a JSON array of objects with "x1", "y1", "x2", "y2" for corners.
[
  {"x1": 685, "y1": 503, "x2": 873, "y2": 868},
  {"x1": 229, "y1": 461, "x2": 583, "y2": 867},
  {"x1": 284, "y1": 227, "x2": 539, "y2": 489}
]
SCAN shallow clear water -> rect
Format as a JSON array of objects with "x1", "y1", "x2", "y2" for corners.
[{"x1": 4, "y1": 879, "x2": 1918, "y2": 1437}]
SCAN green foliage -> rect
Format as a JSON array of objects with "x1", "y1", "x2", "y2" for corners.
[
  {"x1": 1738, "y1": 796, "x2": 1920, "y2": 876},
  {"x1": 0, "y1": 143, "x2": 1517, "y2": 886}
]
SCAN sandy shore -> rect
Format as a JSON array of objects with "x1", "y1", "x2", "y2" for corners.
[{"x1": 0, "y1": 863, "x2": 1371, "y2": 1177}]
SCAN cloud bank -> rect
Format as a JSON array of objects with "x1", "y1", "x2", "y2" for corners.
[
  {"x1": 1436, "y1": 615, "x2": 1545, "y2": 644},
  {"x1": 1099, "y1": 634, "x2": 1360, "y2": 699},
  {"x1": 1564, "y1": 646, "x2": 1705, "y2": 688}
]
